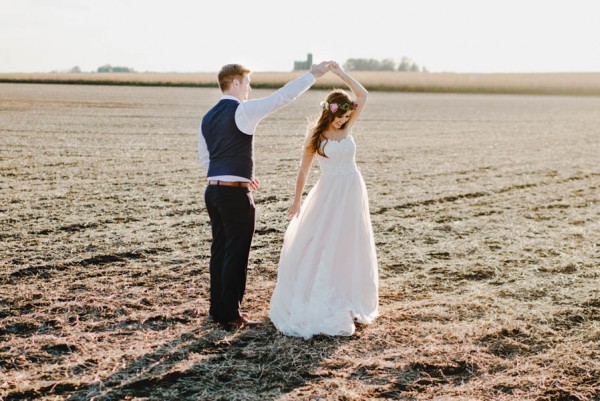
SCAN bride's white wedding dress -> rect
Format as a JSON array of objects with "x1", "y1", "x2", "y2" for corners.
[{"x1": 269, "y1": 135, "x2": 379, "y2": 339}]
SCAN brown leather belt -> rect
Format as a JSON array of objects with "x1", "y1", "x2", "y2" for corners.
[{"x1": 208, "y1": 180, "x2": 250, "y2": 188}]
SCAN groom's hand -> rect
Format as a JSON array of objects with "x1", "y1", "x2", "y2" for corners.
[
  {"x1": 310, "y1": 61, "x2": 333, "y2": 78},
  {"x1": 250, "y1": 177, "x2": 260, "y2": 191}
]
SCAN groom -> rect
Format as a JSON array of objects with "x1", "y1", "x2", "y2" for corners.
[{"x1": 198, "y1": 61, "x2": 331, "y2": 329}]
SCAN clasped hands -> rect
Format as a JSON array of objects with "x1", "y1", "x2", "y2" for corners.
[{"x1": 310, "y1": 61, "x2": 344, "y2": 78}]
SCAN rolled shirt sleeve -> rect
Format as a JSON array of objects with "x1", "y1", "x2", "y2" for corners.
[{"x1": 197, "y1": 125, "x2": 210, "y2": 169}]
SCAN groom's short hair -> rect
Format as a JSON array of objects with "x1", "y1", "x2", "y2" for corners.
[{"x1": 218, "y1": 64, "x2": 251, "y2": 92}]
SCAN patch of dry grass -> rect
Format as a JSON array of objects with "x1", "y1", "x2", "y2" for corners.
[{"x1": 1, "y1": 83, "x2": 599, "y2": 400}]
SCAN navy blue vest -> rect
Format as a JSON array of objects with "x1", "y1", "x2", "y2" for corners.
[{"x1": 201, "y1": 99, "x2": 253, "y2": 180}]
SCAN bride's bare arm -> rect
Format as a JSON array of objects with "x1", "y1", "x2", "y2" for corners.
[
  {"x1": 288, "y1": 146, "x2": 315, "y2": 218},
  {"x1": 329, "y1": 62, "x2": 368, "y2": 125}
]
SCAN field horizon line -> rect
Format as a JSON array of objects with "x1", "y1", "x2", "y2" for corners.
[{"x1": 1, "y1": 71, "x2": 600, "y2": 96}]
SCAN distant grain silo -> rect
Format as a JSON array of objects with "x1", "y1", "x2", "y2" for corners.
[{"x1": 293, "y1": 53, "x2": 313, "y2": 71}]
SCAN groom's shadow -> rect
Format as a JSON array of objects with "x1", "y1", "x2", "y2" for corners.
[{"x1": 64, "y1": 318, "x2": 347, "y2": 401}]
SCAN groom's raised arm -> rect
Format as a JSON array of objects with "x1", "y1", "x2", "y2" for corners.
[{"x1": 235, "y1": 62, "x2": 330, "y2": 135}]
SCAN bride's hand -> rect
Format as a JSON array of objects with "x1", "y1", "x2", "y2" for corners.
[
  {"x1": 329, "y1": 62, "x2": 343, "y2": 75},
  {"x1": 288, "y1": 201, "x2": 301, "y2": 218}
]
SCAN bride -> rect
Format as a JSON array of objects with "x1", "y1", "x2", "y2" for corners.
[{"x1": 269, "y1": 62, "x2": 379, "y2": 339}]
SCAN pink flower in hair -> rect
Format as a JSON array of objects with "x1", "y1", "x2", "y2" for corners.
[
  {"x1": 329, "y1": 103, "x2": 338, "y2": 113},
  {"x1": 352, "y1": 102, "x2": 359, "y2": 109}
]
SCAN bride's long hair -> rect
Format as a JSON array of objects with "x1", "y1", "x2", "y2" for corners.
[{"x1": 306, "y1": 90, "x2": 354, "y2": 158}]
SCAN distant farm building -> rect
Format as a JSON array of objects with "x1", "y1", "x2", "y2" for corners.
[{"x1": 293, "y1": 53, "x2": 313, "y2": 71}]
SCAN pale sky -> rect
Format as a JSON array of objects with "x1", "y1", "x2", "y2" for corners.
[{"x1": 1, "y1": 0, "x2": 599, "y2": 73}]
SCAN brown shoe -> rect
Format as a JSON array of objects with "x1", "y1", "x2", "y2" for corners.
[
  {"x1": 219, "y1": 317, "x2": 247, "y2": 331},
  {"x1": 240, "y1": 314, "x2": 262, "y2": 327}
]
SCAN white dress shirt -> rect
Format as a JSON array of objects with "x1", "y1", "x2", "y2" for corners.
[{"x1": 198, "y1": 71, "x2": 316, "y2": 182}]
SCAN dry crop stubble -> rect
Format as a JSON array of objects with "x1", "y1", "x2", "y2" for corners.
[{"x1": 1, "y1": 83, "x2": 599, "y2": 400}]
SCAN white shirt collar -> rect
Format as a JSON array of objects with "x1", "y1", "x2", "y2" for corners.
[{"x1": 221, "y1": 95, "x2": 240, "y2": 103}]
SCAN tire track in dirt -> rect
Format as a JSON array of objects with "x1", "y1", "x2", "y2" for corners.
[
  {"x1": 3, "y1": 247, "x2": 172, "y2": 282},
  {"x1": 374, "y1": 172, "x2": 600, "y2": 215}
]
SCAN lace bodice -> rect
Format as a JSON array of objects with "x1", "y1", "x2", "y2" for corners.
[{"x1": 316, "y1": 135, "x2": 358, "y2": 176}]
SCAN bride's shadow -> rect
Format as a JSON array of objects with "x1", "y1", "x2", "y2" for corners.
[{"x1": 65, "y1": 319, "x2": 346, "y2": 401}]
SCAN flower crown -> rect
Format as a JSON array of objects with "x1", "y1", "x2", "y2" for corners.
[{"x1": 320, "y1": 100, "x2": 358, "y2": 113}]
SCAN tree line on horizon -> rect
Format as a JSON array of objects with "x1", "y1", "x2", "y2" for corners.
[
  {"x1": 343, "y1": 57, "x2": 427, "y2": 72},
  {"x1": 96, "y1": 64, "x2": 135, "y2": 73},
  {"x1": 55, "y1": 65, "x2": 136, "y2": 73},
  {"x1": 59, "y1": 58, "x2": 426, "y2": 74}
]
